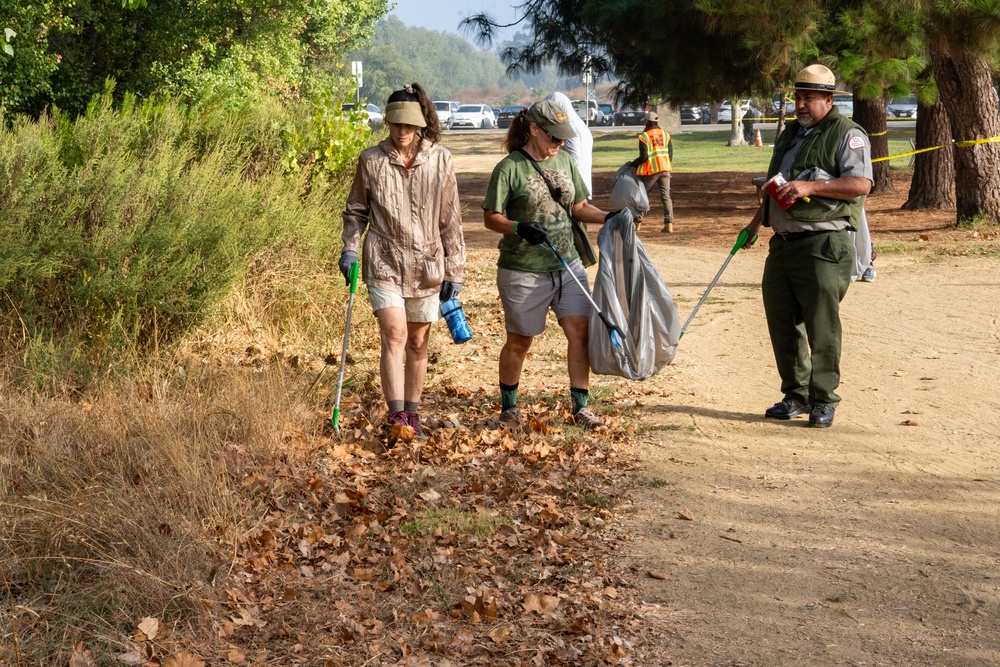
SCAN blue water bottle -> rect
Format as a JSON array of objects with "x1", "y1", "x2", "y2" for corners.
[{"x1": 440, "y1": 297, "x2": 472, "y2": 344}]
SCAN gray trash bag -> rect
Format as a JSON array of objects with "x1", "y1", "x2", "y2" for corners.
[
  {"x1": 610, "y1": 162, "x2": 649, "y2": 220},
  {"x1": 849, "y1": 207, "x2": 873, "y2": 281},
  {"x1": 589, "y1": 209, "x2": 680, "y2": 379}
]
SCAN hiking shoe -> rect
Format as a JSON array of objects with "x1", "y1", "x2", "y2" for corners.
[
  {"x1": 661, "y1": 222, "x2": 674, "y2": 233},
  {"x1": 573, "y1": 408, "x2": 607, "y2": 431},
  {"x1": 860, "y1": 265, "x2": 876, "y2": 282},
  {"x1": 406, "y1": 411, "x2": 428, "y2": 440},
  {"x1": 499, "y1": 406, "x2": 525, "y2": 424},
  {"x1": 387, "y1": 410, "x2": 409, "y2": 427}
]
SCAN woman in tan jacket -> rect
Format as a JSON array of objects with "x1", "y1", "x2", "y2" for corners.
[{"x1": 340, "y1": 83, "x2": 466, "y2": 436}]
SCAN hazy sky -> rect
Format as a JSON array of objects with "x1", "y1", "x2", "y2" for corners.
[{"x1": 388, "y1": 0, "x2": 520, "y2": 43}]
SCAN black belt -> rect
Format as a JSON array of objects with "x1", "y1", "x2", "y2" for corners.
[{"x1": 776, "y1": 229, "x2": 835, "y2": 241}]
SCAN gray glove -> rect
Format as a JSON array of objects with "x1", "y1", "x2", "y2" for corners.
[
  {"x1": 338, "y1": 251, "x2": 358, "y2": 285},
  {"x1": 439, "y1": 281, "x2": 461, "y2": 302}
]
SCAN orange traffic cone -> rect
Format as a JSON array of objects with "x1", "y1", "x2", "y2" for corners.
[{"x1": 755, "y1": 128, "x2": 763, "y2": 147}]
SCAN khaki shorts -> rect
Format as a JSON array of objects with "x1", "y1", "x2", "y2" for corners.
[
  {"x1": 497, "y1": 260, "x2": 592, "y2": 337},
  {"x1": 368, "y1": 286, "x2": 440, "y2": 323}
]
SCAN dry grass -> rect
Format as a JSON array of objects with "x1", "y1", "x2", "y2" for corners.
[
  {"x1": 0, "y1": 248, "x2": 365, "y2": 664},
  {"x1": 0, "y1": 365, "x2": 292, "y2": 660}
]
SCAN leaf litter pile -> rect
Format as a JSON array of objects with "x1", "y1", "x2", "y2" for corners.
[
  {"x1": 58, "y1": 375, "x2": 662, "y2": 666},
  {"x1": 213, "y1": 382, "x2": 650, "y2": 666}
]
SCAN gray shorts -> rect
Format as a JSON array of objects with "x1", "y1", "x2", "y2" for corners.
[
  {"x1": 497, "y1": 260, "x2": 592, "y2": 337},
  {"x1": 368, "y1": 286, "x2": 440, "y2": 323}
]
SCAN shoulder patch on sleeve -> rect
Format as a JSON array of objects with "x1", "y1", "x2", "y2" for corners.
[{"x1": 848, "y1": 136, "x2": 866, "y2": 150}]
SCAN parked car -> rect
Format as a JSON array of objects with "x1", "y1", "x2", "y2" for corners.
[
  {"x1": 433, "y1": 100, "x2": 461, "y2": 129},
  {"x1": 451, "y1": 104, "x2": 496, "y2": 129},
  {"x1": 833, "y1": 94, "x2": 853, "y2": 117},
  {"x1": 614, "y1": 107, "x2": 647, "y2": 126},
  {"x1": 341, "y1": 103, "x2": 383, "y2": 128},
  {"x1": 496, "y1": 105, "x2": 526, "y2": 128},
  {"x1": 717, "y1": 100, "x2": 751, "y2": 123},
  {"x1": 572, "y1": 99, "x2": 604, "y2": 126},
  {"x1": 598, "y1": 104, "x2": 614, "y2": 126},
  {"x1": 679, "y1": 103, "x2": 711, "y2": 124},
  {"x1": 887, "y1": 95, "x2": 918, "y2": 118},
  {"x1": 491, "y1": 107, "x2": 502, "y2": 122}
]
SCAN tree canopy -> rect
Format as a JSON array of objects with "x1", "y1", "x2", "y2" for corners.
[{"x1": 0, "y1": 0, "x2": 389, "y2": 117}]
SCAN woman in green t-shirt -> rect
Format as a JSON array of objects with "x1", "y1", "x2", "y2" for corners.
[{"x1": 483, "y1": 100, "x2": 612, "y2": 431}]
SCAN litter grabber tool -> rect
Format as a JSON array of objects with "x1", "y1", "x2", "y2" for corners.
[
  {"x1": 679, "y1": 228, "x2": 757, "y2": 339},
  {"x1": 329, "y1": 260, "x2": 359, "y2": 432},
  {"x1": 543, "y1": 237, "x2": 626, "y2": 354}
]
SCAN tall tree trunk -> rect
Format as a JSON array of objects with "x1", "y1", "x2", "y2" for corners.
[
  {"x1": 903, "y1": 98, "x2": 955, "y2": 210},
  {"x1": 853, "y1": 97, "x2": 892, "y2": 193},
  {"x1": 727, "y1": 98, "x2": 747, "y2": 146},
  {"x1": 929, "y1": 32, "x2": 1000, "y2": 224}
]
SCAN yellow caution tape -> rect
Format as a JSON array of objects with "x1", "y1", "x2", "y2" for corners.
[
  {"x1": 954, "y1": 136, "x2": 1000, "y2": 148},
  {"x1": 872, "y1": 145, "x2": 943, "y2": 163},
  {"x1": 872, "y1": 135, "x2": 1000, "y2": 162},
  {"x1": 867, "y1": 130, "x2": 888, "y2": 137}
]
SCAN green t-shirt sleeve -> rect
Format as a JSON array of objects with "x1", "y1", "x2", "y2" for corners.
[{"x1": 483, "y1": 159, "x2": 511, "y2": 215}]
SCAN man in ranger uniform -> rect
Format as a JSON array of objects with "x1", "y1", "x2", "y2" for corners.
[
  {"x1": 630, "y1": 111, "x2": 674, "y2": 232},
  {"x1": 743, "y1": 64, "x2": 873, "y2": 428}
]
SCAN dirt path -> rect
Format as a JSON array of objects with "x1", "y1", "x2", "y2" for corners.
[{"x1": 456, "y1": 170, "x2": 1000, "y2": 666}]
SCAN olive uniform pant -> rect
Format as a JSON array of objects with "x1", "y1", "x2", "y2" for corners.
[{"x1": 762, "y1": 230, "x2": 853, "y2": 407}]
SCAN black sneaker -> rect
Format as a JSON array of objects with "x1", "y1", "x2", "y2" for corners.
[{"x1": 764, "y1": 397, "x2": 810, "y2": 420}]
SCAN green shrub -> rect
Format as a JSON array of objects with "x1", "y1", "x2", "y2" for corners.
[{"x1": 0, "y1": 86, "x2": 371, "y2": 387}]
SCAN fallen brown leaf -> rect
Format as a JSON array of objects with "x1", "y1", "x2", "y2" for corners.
[
  {"x1": 647, "y1": 570, "x2": 669, "y2": 580},
  {"x1": 900, "y1": 419, "x2": 919, "y2": 426},
  {"x1": 391, "y1": 423, "x2": 416, "y2": 442},
  {"x1": 136, "y1": 617, "x2": 167, "y2": 641},
  {"x1": 162, "y1": 651, "x2": 205, "y2": 667},
  {"x1": 677, "y1": 507, "x2": 695, "y2": 521}
]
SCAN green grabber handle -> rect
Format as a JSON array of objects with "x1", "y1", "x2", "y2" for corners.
[
  {"x1": 679, "y1": 229, "x2": 758, "y2": 339},
  {"x1": 330, "y1": 261, "x2": 360, "y2": 432}
]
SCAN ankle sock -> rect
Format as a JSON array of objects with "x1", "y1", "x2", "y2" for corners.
[
  {"x1": 570, "y1": 387, "x2": 589, "y2": 413},
  {"x1": 403, "y1": 401, "x2": 419, "y2": 414},
  {"x1": 387, "y1": 400, "x2": 404, "y2": 413},
  {"x1": 500, "y1": 382, "x2": 519, "y2": 411}
]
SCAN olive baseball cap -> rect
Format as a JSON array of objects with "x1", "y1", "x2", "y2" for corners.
[{"x1": 525, "y1": 100, "x2": 576, "y2": 140}]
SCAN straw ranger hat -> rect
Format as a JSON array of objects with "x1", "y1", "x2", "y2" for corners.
[{"x1": 781, "y1": 64, "x2": 850, "y2": 95}]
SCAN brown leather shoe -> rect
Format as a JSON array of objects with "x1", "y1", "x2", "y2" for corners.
[{"x1": 661, "y1": 222, "x2": 674, "y2": 233}]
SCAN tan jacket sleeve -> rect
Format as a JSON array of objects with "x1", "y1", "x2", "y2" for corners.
[
  {"x1": 341, "y1": 155, "x2": 370, "y2": 254},
  {"x1": 438, "y1": 151, "x2": 466, "y2": 283}
]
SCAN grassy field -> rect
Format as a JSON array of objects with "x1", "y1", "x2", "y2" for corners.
[{"x1": 445, "y1": 126, "x2": 919, "y2": 174}]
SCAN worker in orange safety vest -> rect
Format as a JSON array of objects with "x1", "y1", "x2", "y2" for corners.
[{"x1": 630, "y1": 112, "x2": 674, "y2": 232}]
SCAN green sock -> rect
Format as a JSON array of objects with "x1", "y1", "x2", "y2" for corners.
[
  {"x1": 500, "y1": 382, "x2": 518, "y2": 411},
  {"x1": 570, "y1": 387, "x2": 589, "y2": 413}
]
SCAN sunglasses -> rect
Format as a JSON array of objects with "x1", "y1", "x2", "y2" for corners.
[{"x1": 537, "y1": 125, "x2": 565, "y2": 145}]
